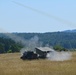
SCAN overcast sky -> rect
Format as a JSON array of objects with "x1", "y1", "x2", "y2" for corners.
[{"x1": 0, "y1": 0, "x2": 76, "y2": 33}]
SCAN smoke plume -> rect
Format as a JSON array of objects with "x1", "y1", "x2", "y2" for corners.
[
  {"x1": 20, "y1": 36, "x2": 42, "y2": 55},
  {"x1": 47, "y1": 51, "x2": 72, "y2": 61}
]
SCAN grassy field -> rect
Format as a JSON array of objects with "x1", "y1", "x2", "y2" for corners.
[{"x1": 0, "y1": 52, "x2": 76, "y2": 75}]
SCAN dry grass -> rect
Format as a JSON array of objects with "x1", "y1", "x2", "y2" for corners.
[{"x1": 0, "y1": 52, "x2": 76, "y2": 75}]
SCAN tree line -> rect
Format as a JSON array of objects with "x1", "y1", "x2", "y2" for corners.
[
  {"x1": 15, "y1": 32, "x2": 76, "y2": 49},
  {"x1": 0, "y1": 32, "x2": 76, "y2": 53},
  {"x1": 0, "y1": 37, "x2": 23, "y2": 53}
]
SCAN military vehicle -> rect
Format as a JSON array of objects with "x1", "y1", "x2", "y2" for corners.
[
  {"x1": 20, "y1": 47, "x2": 54, "y2": 60},
  {"x1": 20, "y1": 51, "x2": 38, "y2": 60}
]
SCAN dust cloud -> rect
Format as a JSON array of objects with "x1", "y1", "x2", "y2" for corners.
[{"x1": 47, "y1": 51, "x2": 72, "y2": 61}]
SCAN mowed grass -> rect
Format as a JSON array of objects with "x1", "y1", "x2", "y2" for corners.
[{"x1": 0, "y1": 52, "x2": 76, "y2": 75}]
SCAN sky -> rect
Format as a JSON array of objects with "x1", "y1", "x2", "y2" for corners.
[{"x1": 0, "y1": 0, "x2": 76, "y2": 33}]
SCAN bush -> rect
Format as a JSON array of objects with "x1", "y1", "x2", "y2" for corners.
[{"x1": 7, "y1": 50, "x2": 12, "y2": 53}]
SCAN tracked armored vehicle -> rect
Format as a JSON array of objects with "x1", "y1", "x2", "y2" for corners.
[{"x1": 20, "y1": 47, "x2": 54, "y2": 60}]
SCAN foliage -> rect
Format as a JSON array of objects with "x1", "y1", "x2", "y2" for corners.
[
  {"x1": 7, "y1": 50, "x2": 12, "y2": 53},
  {"x1": 0, "y1": 37, "x2": 23, "y2": 53},
  {"x1": 53, "y1": 45, "x2": 67, "y2": 51},
  {"x1": 14, "y1": 32, "x2": 76, "y2": 49},
  {"x1": 0, "y1": 32, "x2": 76, "y2": 53}
]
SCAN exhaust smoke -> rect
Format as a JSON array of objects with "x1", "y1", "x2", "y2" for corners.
[
  {"x1": 47, "y1": 51, "x2": 72, "y2": 61},
  {"x1": 20, "y1": 36, "x2": 43, "y2": 55}
]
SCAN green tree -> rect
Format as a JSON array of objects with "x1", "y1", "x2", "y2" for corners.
[
  {"x1": 0, "y1": 43, "x2": 5, "y2": 53},
  {"x1": 7, "y1": 50, "x2": 12, "y2": 53},
  {"x1": 53, "y1": 45, "x2": 67, "y2": 51}
]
